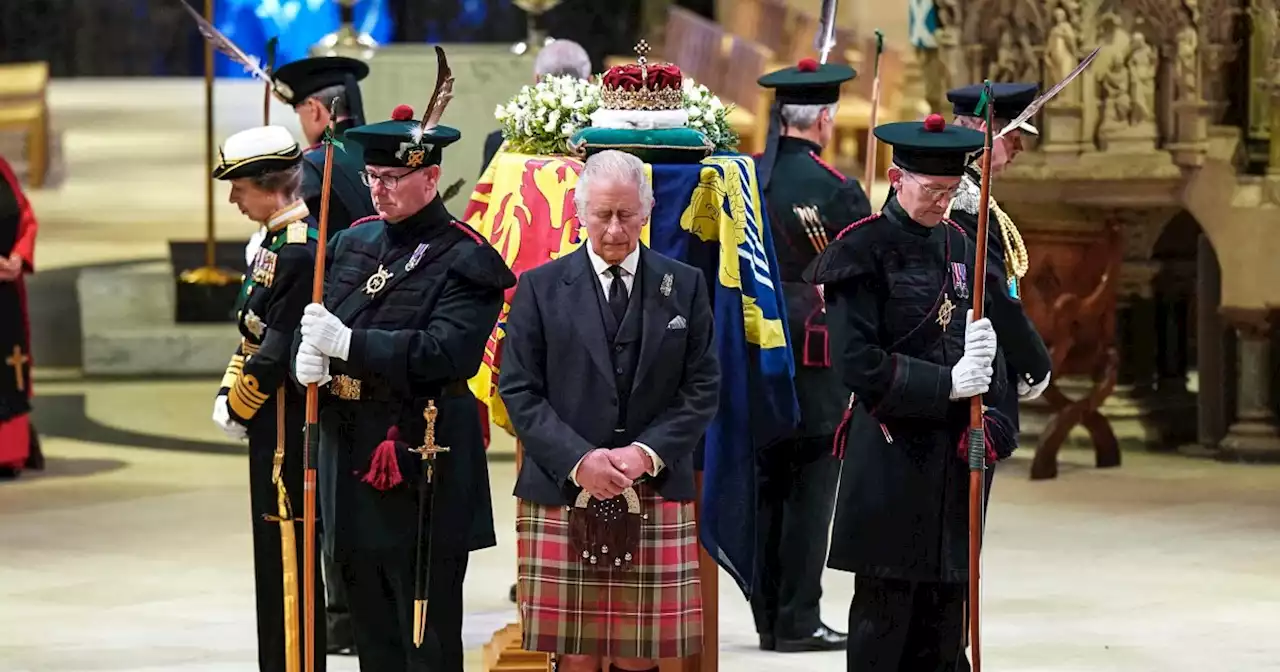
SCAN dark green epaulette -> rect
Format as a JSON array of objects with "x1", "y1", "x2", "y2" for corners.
[{"x1": 267, "y1": 221, "x2": 319, "y2": 252}]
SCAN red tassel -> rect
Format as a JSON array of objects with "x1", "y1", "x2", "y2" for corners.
[
  {"x1": 362, "y1": 426, "x2": 404, "y2": 491},
  {"x1": 955, "y1": 414, "x2": 999, "y2": 464}
]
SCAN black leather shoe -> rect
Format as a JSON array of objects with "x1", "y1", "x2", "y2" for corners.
[
  {"x1": 775, "y1": 624, "x2": 847, "y2": 652},
  {"x1": 759, "y1": 633, "x2": 776, "y2": 651}
]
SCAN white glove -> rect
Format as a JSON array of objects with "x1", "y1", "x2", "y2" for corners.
[
  {"x1": 962, "y1": 309, "x2": 997, "y2": 366},
  {"x1": 245, "y1": 226, "x2": 266, "y2": 268},
  {"x1": 295, "y1": 341, "x2": 332, "y2": 386},
  {"x1": 300, "y1": 303, "x2": 352, "y2": 360},
  {"x1": 212, "y1": 395, "x2": 248, "y2": 441},
  {"x1": 1018, "y1": 371, "x2": 1051, "y2": 400},
  {"x1": 950, "y1": 310, "x2": 997, "y2": 400}
]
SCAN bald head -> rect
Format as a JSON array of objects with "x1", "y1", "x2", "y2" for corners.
[{"x1": 534, "y1": 40, "x2": 592, "y2": 81}]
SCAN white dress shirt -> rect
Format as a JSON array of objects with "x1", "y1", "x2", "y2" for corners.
[{"x1": 569, "y1": 245, "x2": 665, "y2": 486}]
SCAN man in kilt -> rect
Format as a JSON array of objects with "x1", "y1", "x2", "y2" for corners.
[{"x1": 499, "y1": 150, "x2": 721, "y2": 672}]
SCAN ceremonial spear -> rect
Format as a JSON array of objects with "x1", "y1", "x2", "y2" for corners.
[
  {"x1": 302, "y1": 103, "x2": 340, "y2": 672},
  {"x1": 964, "y1": 48, "x2": 1100, "y2": 671},
  {"x1": 965, "y1": 79, "x2": 996, "y2": 672},
  {"x1": 862, "y1": 30, "x2": 884, "y2": 190}
]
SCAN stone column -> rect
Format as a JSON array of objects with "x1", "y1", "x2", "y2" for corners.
[
  {"x1": 1217, "y1": 308, "x2": 1280, "y2": 462},
  {"x1": 1103, "y1": 261, "x2": 1163, "y2": 444},
  {"x1": 1151, "y1": 261, "x2": 1198, "y2": 448},
  {"x1": 1195, "y1": 234, "x2": 1229, "y2": 449}
]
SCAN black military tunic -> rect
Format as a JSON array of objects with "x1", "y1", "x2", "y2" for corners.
[
  {"x1": 218, "y1": 209, "x2": 327, "y2": 672},
  {"x1": 806, "y1": 195, "x2": 1024, "y2": 671},
  {"x1": 312, "y1": 196, "x2": 515, "y2": 672},
  {"x1": 300, "y1": 120, "x2": 376, "y2": 240},
  {"x1": 947, "y1": 165, "x2": 1051, "y2": 429}
]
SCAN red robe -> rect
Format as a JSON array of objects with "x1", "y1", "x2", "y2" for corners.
[{"x1": 0, "y1": 156, "x2": 36, "y2": 470}]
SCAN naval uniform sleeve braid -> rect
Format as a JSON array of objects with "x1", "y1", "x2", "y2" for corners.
[
  {"x1": 228, "y1": 244, "x2": 316, "y2": 423},
  {"x1": 498, "y1": 273, "x2": 596, "y2": 487},
  {"x1": 343, "y1": 243, "x2": 515, "y2": 395},
  {"x1": 218, "y1": 341, "x2": 247, "y2": 398}
]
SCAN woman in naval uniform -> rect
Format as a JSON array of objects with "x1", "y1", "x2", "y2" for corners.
[{"x1": 209, "y1": 125, "x2": 327, "y2": 672}]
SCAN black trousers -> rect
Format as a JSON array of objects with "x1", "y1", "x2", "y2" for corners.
[
  {"x1": 337, "y1": 549, "x2": 468, "y2": 672},
  {"x1": 751, "y1": 435, "x2": 840, "y2": 639},
  {"x1": 323, "y1": 542, "x2": 353, "y2": 647},
  {"x1": 247, "y1": 402, "x2": 327, "y2": 672},
  {"x1": 846, "y1": 576, "x2": 965, "y2": 672}
]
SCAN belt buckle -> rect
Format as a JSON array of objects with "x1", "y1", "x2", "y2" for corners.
[{"x1": 331, "y1": 375, "x2": 362, "y2": 400}]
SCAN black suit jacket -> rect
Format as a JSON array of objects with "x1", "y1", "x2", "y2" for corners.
[
  {"x1": 499, "y1": 245, "x2": 720, "y2": 506},
  {"x1": 480, "y1": 130, "x2": 504, "y2": 178}
]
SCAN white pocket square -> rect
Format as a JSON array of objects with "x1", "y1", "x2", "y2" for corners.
[{"x1": 667, "y1": 315, "x2": 687, "y2": 330}]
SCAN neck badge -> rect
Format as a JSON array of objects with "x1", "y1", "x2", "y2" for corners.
[{"x1": 364, "y1": 264, "x2": 394, "y2": 296}]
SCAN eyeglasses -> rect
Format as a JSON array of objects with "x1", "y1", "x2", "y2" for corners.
[
  {"x1": 905, "y1": 173, "x2": 960, "y2": 202},
  {"x1": 359, "y1": 168, "x2": 422, "y2": 189}
]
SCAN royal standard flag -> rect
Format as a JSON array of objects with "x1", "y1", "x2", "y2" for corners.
[{"x1": 464, "y1": 152, "x2": 799, "y2": 596}]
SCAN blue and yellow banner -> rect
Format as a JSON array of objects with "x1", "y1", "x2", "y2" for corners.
[{"x1": 464, "y1": 152, "x2": 799, "y2": 596}]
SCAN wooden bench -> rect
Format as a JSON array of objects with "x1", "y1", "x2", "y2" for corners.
[
  {"x1": 718, "y1": 35, "x2": 773, "y2": 155},
  {"x1": 0, "y1": 61, "x2": 50, "y2": 189}
]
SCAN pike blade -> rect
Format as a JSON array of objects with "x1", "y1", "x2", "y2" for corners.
[{"x1": 994, "y1": 46, "x2": 1101, "y2": 140}]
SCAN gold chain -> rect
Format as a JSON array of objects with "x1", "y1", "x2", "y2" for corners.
[{"x1": 990, "y1": 197, "x2": 1029, "y2": 280}]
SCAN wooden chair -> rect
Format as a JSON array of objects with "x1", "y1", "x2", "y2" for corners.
[
  {"x1": 0, "y1": 62, "x2": 50, "y2": 189},
  {"x1": 717, "y1": 35, "x2": 774, "y2": 155},
  {"x1": 664, "y1": 7, "x2": 725, "y2": 91}
]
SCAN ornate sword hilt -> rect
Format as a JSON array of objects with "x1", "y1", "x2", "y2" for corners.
[{"x1": 412, "y1": 400, "x2": 450, "y2": 482}]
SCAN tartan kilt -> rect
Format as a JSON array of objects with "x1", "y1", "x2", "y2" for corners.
[{"x1": 516, "y1": 483, "x2": 703, "y2": 659}]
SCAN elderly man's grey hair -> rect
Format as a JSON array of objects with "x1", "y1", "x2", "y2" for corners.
[
  {"x1": 534, "y1": 40, "x2": 592, "y2": 80},
  {"x1": 573, "y1": 150, "x2": 655, "y2": 216},
  {"x1": 780, "y1": 102, "x2": 838, "y2": 131}
]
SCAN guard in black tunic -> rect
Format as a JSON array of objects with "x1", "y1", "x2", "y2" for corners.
[
  {"x1": 943, "y1": 83, "x2": 1052, "y2": 432},
  {"x1": 208, "y1": 125, "x2": 326, "y2": 672},
  {"x1": 293, "y1": 100, "x2": 516, "y2": 672},
  {"x1": 750, "y1": 57, "x2": 871, "y2": 653},
  {"x1": 804, "y1": 114, "x2": 1021, "y2": 672},
  {"x1": 272, "y1": 56, "x2": 377, "y2": 240}
]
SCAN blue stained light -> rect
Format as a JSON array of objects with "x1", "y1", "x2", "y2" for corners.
[{"x1": 213, "y1": 0, "x2": 393, "y2": 78}]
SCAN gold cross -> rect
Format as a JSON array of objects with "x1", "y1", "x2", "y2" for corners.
[
  {"x1": 937, "y1": 294, "x2": 955, "y2": 331},
  {"x1": 5, "y1": 345, "x2": 28, "y2": 392},
  {"x1": 412, "y1": 400, "x2": 451, "y2": 482}
]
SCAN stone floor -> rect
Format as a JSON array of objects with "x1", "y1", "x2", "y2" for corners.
[
  {"x1": 3, "y1": 80, "x2": 1280, "y2": 671},
  {"x1": 5, "y1": 376, "x2": 1280, "y2": 671}
]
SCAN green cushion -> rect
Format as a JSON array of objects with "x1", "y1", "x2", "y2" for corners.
[{"x1": 568, "y1": 127, "x2": 714, "y2": 165}]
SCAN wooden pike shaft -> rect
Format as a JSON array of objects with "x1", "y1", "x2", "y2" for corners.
[
  {"x1": 302, "y1": 118, "x2": 336, "y2": 672},
  {"x1": 966, "y1": 87, "x2": 996, "y2": 672},
  {"x1": 863, "y1": 74, "x2": 882, "y2": 189}
]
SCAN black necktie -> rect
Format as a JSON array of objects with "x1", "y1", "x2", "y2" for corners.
[{"x1": 607, "y1": 265, "x2": 628, "y2": 323}]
